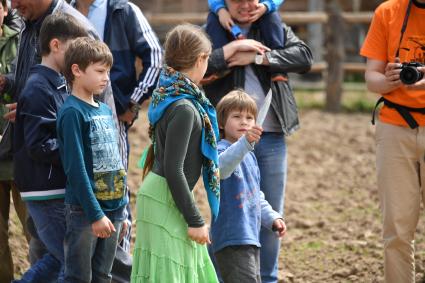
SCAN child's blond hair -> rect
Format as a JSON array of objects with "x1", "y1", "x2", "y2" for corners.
[
  {"x1": 164, "y1": 24, "x2": 211, "y2": 71},
  {"x1": 63, "y1": 37, "x2": 113, "y2": 84},
  {"x1": 216, "y1": 89, "x2": 257, "y2": 139}
]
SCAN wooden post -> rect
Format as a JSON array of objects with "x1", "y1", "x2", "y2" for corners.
[
  {"x1": 325, "y1": 0, "x2": 345, "y2": 112},
  {"x1": 308, "y1": 0, "x2": 325, "y2": 63}
]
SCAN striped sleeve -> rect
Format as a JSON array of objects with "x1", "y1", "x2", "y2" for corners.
[{"x1": 128, "y1": 2, "x2": 162, "y2": 104}]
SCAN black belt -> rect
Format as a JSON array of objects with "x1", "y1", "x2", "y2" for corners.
[{"x1": 372, "y1": 97, "x2": 425, "y2": 129}]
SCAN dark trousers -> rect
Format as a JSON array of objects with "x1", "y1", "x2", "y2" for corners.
[
  {"x1": 0, "y1": 180, "x2": 30, "y2": 282},
  {"x1": 205, "y1": 11, "x2": 285, "y2": 50},
  {"x1": 215, "y1": 245, "x2": 261, "y2": 283}
]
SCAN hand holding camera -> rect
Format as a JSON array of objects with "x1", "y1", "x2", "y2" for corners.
[
  {"x1": 388, "y1": 57, "x2": 425, "y2": 89},
  {"x1": 403, "y1": 65, "x2": 425, "y2": 90},
  {"x1": 399, "y1": 62, "x2": 424, "y2": 85}
]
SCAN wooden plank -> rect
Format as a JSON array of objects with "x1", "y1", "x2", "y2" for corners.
[
  {"x1": 310, "y1": 62, "x2": 328, "y2": 72},
  {"x1": 281, "y1": 12, "x2": 328, "y2": 24},
  {"x1": 342, "y1": 12, "x2": 373, "y2": 24},
  {"x1": 343, "y1": 62, "x2": 366, "y2": 72},
  {"x1": 145, "y1": 12, "x2": 328, "y2": 26},
  {"x1": 308, "y1": 62, "x2": 366, "y2": 73},
  {"x1": 145, "y1": 12, "x2": 372, "y2": 26}
]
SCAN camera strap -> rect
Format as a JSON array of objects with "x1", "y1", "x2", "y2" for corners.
[
  {"x1": 395, "y1": 0, "x2": 413, "y2": 58},
  {"x1": 371, "y1": 96, "x2": 425, "y2": 129}
]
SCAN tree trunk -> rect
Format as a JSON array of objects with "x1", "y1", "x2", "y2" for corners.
[{"x1": 325, "y1": 0, "x2": 345, "y2": 112}]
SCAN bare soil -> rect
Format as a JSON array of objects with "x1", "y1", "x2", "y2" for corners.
[{"x1": 9, "y1": 107, "x2": 425, "y2": 282}]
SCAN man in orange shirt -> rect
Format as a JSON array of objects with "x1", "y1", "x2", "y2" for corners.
[{"x1": 361, "y1": 0, "x2": 425, "y2": 282}]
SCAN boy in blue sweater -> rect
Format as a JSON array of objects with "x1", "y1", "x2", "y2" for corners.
[
  {"x1": 57, "y1": 37, "x2": 128, "y2": 282},
  {"x1": 206, "y1": 0, "x2": 285, "y2": 49},
  {"x1": 211, "y1": 89, "x2": 286, "y2": 282},
  {"x1": 13, "y1": 13, "x2": 88, "y2": 282}
]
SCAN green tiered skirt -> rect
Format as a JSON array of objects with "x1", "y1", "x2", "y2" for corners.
[{"x1": 131, "y1": 172, "x2": 218, "y2": 283}]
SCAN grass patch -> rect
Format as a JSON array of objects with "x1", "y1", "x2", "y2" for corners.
[{"x1": 293, "y1": 83, "x2": 378, "y2": 113}]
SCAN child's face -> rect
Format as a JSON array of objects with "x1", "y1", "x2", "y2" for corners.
[
  {"x1": 77, "y1": 62, "x2": 110, "y2": 95},
  {"x1": 222, "y1": 109, "x2": 255, "y2": 143}
]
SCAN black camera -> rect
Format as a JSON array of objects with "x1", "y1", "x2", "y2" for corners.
[{"x1": 399, "y1": 62, "x2": 424, "y2": 85}]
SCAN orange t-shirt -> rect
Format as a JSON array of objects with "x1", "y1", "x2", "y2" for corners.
[{"x1": 360, "y1": 0, "x2": 425, "y2": 127}]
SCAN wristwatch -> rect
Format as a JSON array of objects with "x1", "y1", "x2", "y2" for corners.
[{"x1": 255, "y1": 54, "x2": 264, "y2": 65}]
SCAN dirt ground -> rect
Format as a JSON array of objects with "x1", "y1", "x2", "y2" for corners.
[{"x1": 8, "y1": 107, "x2": 425, "y2": 282}]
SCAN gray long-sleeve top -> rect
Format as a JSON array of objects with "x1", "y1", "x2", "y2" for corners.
[{"x1": 151, "y1": 99, "x2": 205, "y2": 227}]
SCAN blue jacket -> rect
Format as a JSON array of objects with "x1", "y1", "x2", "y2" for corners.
[
  {"x1": 211, "y1": 137, "x2": 281, "y2": 253},
  {"x1": 13, "y1": 65, "x2": 68, "y2": 200},
  {"x1": 208, "y1": 0, "x2": 284, "y2": 14},
  {"x1": 104, "y1": 0, "x2": 162, "y2": 115}
]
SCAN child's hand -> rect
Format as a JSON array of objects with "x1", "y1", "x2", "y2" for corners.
[
  {"x1": 272, "y1": 218, "x2": 287, "y2": 238},
  {"x1": 92, "y1": 216, "x2": 116, "y2": 238},
  {"x1": 118, "y1": 219, "x2": 129, "y2": 243},
  {"x1": 245, "y1": 125, "x2": 263, "y2": 144},
  {"x1": 218, "y1": 8, "x2": 235, "y2": 32},
  {"x1": 3, "y1": 103, "x2": 17, "y2": 122},
  {"x1": 248, "y1": 3, "x2": 268, "y2": 23},
  {"x1": 188, "y1": 225, "x2": 211, "y2": 245}
]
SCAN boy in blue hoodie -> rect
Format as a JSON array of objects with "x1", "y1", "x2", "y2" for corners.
[
  {"x1": 58, "y1": 37, "x2": 128, "y2": 282},
  {"x1": 13, "y1": 13, "x2": 88, "y2": 282},
  {"x1": 211, "y1": 89, "x2": 286, "y2": 282},
  {"x1": 207, "y1": 0, "x2": 285, "y2": 48}
]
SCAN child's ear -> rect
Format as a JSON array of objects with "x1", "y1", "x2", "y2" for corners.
[
  {"x1": 49, "y1": 38, "x2": 60, "y2": 53},
  {"x1": 196, "y1": 55, "x2": 204, "y2": 67},
  {"x1": 71, "y1": 64, "x2": 82, "y2": 78}
]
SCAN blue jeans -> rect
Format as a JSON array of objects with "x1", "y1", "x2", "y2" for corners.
[
  {"x1": 205, "y1": 11, "x2": 284, "y2": 50},
  {"x1": 64, "y1": 205, "x2": 124, "y2": 283},
  {"x1": 254, "y1": 132, "x2": 287, "y2": 283},
  {"x1": 16, "y1": 199, "x2": 66, "y2": 283}
]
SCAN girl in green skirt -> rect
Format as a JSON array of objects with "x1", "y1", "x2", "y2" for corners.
[{"x1": 131, "y1": 24, "x2": 220, "y2": 283}]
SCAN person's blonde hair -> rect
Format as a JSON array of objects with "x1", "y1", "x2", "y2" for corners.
[
  {"x1": 163, "y1": 24, "x2": 211, "y2": 71},
  {"x1": 216, "y1": 89, "x2": 258, "y2": 139},
  {"x1": 63, "y1": 37, "x2": 113, "y2": 84}
]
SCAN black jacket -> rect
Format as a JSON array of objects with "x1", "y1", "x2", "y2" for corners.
[{"x1": 203, "y1": 22, "x2": 313, "y2": 135}]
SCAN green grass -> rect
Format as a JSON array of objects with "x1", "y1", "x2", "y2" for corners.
[{"x1": 293, "y1": 83, "x2": 378, "y2": 113}]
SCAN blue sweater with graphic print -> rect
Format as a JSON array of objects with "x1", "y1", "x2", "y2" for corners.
[
  {"x1": 57, "y1": 95, "x2": 128, "y2": 223},
  {"x1": 210, "y1": 136, "x2": 281, "y2": 253}
]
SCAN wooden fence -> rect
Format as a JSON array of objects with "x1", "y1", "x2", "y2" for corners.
[{"x1": 146, "y1": 9, "x2": 374, "y2": 112}]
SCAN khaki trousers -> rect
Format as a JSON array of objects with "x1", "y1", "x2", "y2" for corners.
[
  {"x1": 0, "y1": 180, "x2": 30, "y2": 282},
  {"x1": 376, "y1": 121, "x2": 425, "y2": 283}
]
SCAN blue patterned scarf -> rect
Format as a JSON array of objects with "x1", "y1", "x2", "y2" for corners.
[{"x1": 148, "y1": 66, "x2": 220, "y2": 220}]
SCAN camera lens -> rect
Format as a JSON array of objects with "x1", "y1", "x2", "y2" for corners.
[{"x1": 400, "y1": 66, "x2": 423, "y2": 85}]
